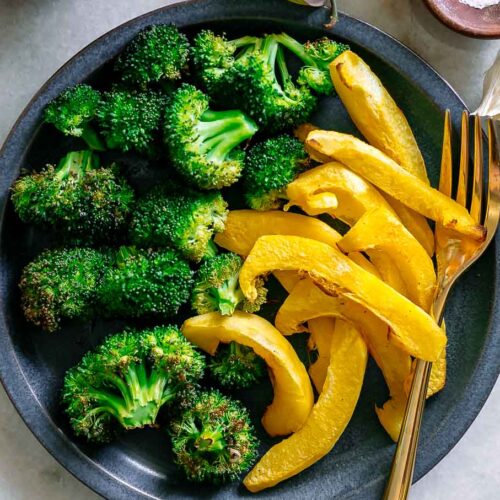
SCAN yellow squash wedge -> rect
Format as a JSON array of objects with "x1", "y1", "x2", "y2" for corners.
[
  {"x1": 330, "y1": 50, "x2": 428, "y2": 182},
  {"x1": 181, "y1": 311, "x2": 313, "y2": 437},
  {"x1": 384, "y1": 195, "x2": 435, "y2": 257},
  {"x1": 240, "y1": 235, "x2": 446, "y2": 362},
  {"x1": 305, "y1": 130, "x2": 486, "y2": 241},
  {"x1": 347, "y1": 251, "x2": 381, "y2": 277},
  {"x1": 274, "y1": 278, "x2": 412, "y2": 441},
  {"x1": 286, "y1": 162, "x2": 392, "y2": 226},
  {"x1": 367, "y1": 250, "x2": 408, "y2": 296},
  {"x1": 244, "y1": 319, "x2": 368, "y2": 492},
  {"x1": 330, "y1": 51, "x2": 435, "y2": 255},
  {"x1": 274, "y1": 251, "x2": 377, "y2": 296},
  {"x1": 273, "y1": 270, "x2": 303, "y2": 293},
  {"x1": 295, "y1": 125, "x2": 433, "y2": 255},
  {"x1": 294, "y1": 123, "x2": 331, "y2": 163},
  {"x1": 405, "y1": 349, "x2": 447, "y2": 398},
  {"x1": 214, "y1": 209, "x2": 341, "y2": 256},
  {"x1": 339, "y1": 207, "x2": 437, "y2": 312},
  {"x1": 340, "y1": 210, "x2": 445, "y2": 400},
  {"x1": 307, "y1": 317, "x2": 336, "y2": 393},
  {"x1": 274, "y1": 270, "x2": 408, "y2": 433}
]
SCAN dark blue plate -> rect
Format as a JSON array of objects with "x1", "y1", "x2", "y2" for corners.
[{"x1": 0, "y1": 0, "x2": 498, "y2": 498}]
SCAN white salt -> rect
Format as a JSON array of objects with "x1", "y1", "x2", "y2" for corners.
[{"x1": 459, "y1": 0, "x2": 500, "y2": 8}]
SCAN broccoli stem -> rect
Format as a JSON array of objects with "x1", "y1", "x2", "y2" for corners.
[
  {"x1": 115, "y1": 245, "x2": 138, "y2": 267},
  {"x1": 196, "y1": 109, "x2": 257, "y2": 164},
  {"x1": 205, "y1": 240, "x2": 218, "y2": 259},
  {"x1": 261, "y1": 35, "x2": 279, "y2": 68},
  {"x1": 229, "y1": 341, "x2": 242, "y2": 357},
  {"x1": 216, "y1": 275, "x2": 246, "y2": 316},
  {"x1": 81, "y1": 124, "x2": 106, "y2": 151},
  {"x1": 195, "y1": 427, "x2": 226, "y2": 454},
  {"x1": 263, "y1": 37, "x2": 297, "y2": 106},
  {"x1": 276, "y1": 45, "x2": 293, "y2": 87},
  {"x1": 55, "y1": 150, "x2": 99, "y2": 181},
  {"x1": 87, "y1": 364, "x2": 174, "y2": 429},
  {"x1": 273, "y1": 33, "x2": 318, "y2": 69},
  {"x1": 230, "y1": 35, "x2": 260, "y2": 51}
]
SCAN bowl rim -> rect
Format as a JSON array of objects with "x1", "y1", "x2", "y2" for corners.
[{"x1": 0, "y1": 1, "x2": 499, "y2": 498}]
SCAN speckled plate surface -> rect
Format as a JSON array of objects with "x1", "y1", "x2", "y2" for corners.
[{"x1": 0, "y1": 0, "x2": 499, "y2": 498}]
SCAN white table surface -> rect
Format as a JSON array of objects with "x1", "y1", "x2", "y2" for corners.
[{"x1": 0, "y1": 0, "x2": 499, "y2": 498}]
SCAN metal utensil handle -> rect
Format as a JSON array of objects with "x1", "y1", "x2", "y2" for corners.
[{"x1": 383, "y1": 301, "x2": 446, "y2": 500}]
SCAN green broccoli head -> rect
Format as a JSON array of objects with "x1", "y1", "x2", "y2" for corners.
[
  {"x1": 209, "y1": 342, "x2": 266, "y2": 389},
  {"x1": 273, "y1": 33, "x2": 349, "y2": 95},
  {"x1": 130, "y1": 185, "x2": 228, "y2": 262},
  {"x1": 115, "y1": 24, "x2": 189, "y2": 88},
  {"x1": 62, "y1": 326, "x2": 205, "y2": 443},
  {"x1": 11, "y1": 151, "x2": 135, "y2": 244},
  {"x1": 191, "y1": 30, "x2": 259, "y2": 93},
  {"x1": 97, "y1": 89, "x2": 165, "y2": 155},
  {"x1": 244, "y1": 134, "x2": 310, "y2": 210},
  {"x1": 19, "y1": 247, "x2": 111, "y2": 332},
  {"x1": 164, "y1": 84, "x2": 258, "y2": 190},
  {"x1": 191, "y1": 32, "x2": 317, "y2": 133},
  {"x1": 191, "y1": 252, "x2": 267, "y2": 316},
  {"x1": 98, "y1": 246, "x2": 193, "y2": 319},
  {"x1": 44, "y1": 84, "x2": 105, "y2": 150},
  {"x1": 170, "y1": 389, "x2": 259, "y2": 483}
]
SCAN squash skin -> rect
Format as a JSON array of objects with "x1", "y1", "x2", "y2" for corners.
[
  {"x1": 181, "y1": 311, "x2": 314, "y2": 436},
  {"x1": 240, "y1": 235, "x2": 446, "y2": 362},
  {"x1": 244, "y1": 319, "x2": 368, "y2": 492}
]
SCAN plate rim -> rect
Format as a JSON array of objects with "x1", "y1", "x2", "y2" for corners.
[{"x1": 0, "y1": 1, "x2": 499, "y2": 498}]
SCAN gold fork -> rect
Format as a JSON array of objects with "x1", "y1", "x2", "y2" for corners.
[{"x1": 383, "y1": 111, "x2": 500, "y2": 500}]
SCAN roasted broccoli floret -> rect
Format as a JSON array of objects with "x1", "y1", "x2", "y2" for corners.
[
  {"x1": 98, "y1": 246, "x2": 193, "y2": 318},
  {"x1": 44, "y1": 84, "x2": 105, "y2": 150},
  {"x1": 209, "y1": 342, "x2": 266, "y2": 389},
  {"x1": 130, "y1": 185, "x2": 228, "y2": 262},
  {"x1": 164, "y1": 84, "x2": 258, "y2": 190},
  {"x1": 115, "y1": 24, "x2": 189, "y2": 88},
  {"x1": 19, "y1": 247, "x2": 111, "y2": 332},
  {"x1": 62, "y1": 326, "x2": 205, "y2": 443},
  {"x1": 170, "y1": 390, "x2": 259, "y2": 483},
  {"x1": 273, "y1": 33, "x2": 349, "y2": 95},
  {"x1": 97, "y1": 89, "x2": 165, "y2": 155},
  {"x1": 191, "y1": 31, "x2": 317, "y2": 132},
  {"x1": 191, "y1": 30, "x2": 259, "y2": 93},
  {"x1": 244, "y1": 134, "x2": 310, "y2": 210},
  {"x1": 11, "y1": 150, "x2": 134, "y2": 244},
  {"x1": 191, "y1": 252, "x2": 267, "y2": 315}
]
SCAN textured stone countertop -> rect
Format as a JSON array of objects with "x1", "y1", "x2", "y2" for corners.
[{"x1": 0, "y1": 0, "x2": 499, "y2": 498}]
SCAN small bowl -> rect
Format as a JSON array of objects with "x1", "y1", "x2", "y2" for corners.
[{"x1": 424, "y1": 0, "x2": 500, "y2": 38}]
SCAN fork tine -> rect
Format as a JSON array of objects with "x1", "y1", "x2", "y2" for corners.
[
  {"x1": 456, "y1": 111, "x2": 469, "y2": 206},
  {"x1": 484, "y1": 119, "x2": 500, "y2": 244},
  {"x1": 439, "y1": 110, "x2": 453, "y2": 196},
  {"x1": 470, "y1": 115, "x2": 484, "y2": 223}
]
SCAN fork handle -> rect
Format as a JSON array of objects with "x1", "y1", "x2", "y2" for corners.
[
  {"x1": 382, "y1": 359, "x2": 432, "y2": 499},
  {"x1": 383, "y1": 300, "x2": 446, "y2": 500}
]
